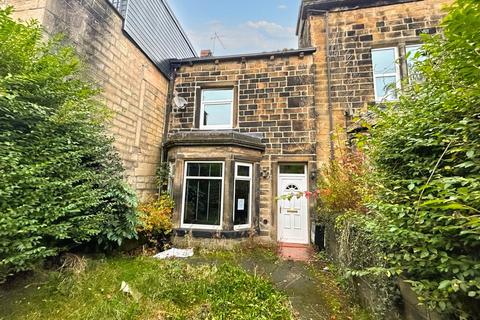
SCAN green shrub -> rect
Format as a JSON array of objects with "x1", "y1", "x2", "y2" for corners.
[
  {"x1": 0, "y1": 8, "x2": 138, "y2": 281},
  {"x1": 365, "y1": 0, "x2": 480, "y2": 316},
  {"x1": 137, "y1": 193, "x2": 174, "y2": 249}
]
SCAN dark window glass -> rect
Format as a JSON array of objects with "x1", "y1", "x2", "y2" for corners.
[
  {"x1": 234, "y1": 180, "x2": 250, "y2": 225},
  {"x1": 186, "y1": 163, "x2": 222, "y2": 177},
  {"x1": 237, "y1": 165, "x2": 250, "y2": 177},
  {"x1": 279, "y1": 164, "x2": 305, "y2": 174},
  {"x1": 184, "y1": 179, "x2": 221, "y2": 225}
]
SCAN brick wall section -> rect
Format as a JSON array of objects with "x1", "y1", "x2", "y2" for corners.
[
  {"x1": 7, "y1": 0, "x2": 170, "y2": 198},
  {"x1": 306, "y1": 0, "x2": 452, "y2": 163},
  {"x1": 170, "y1": 55, "x2": 316, "y2": 236}
]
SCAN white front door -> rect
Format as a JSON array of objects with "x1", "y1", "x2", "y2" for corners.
[{"x1": 277, "y1": 165, "x2": 308, "y2": 244}]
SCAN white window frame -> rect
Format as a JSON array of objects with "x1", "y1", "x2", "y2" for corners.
[
  {"x1": 181, "y1": 161, "x2": 225, "y2": 230},
  {"x1": 405, "y1": 44, "x2": 423, "y2": 81},
  {"x1": 371, "y1": 47, "x2": 401, "y2": 102},
  {"x1": 233, "y1": 162, "x2": 253, "y2": 231},
  {"x1": 199, "y1": 89, "x2": 234, "y2": 130}
]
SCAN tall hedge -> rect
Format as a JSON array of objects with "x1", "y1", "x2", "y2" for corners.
[
  {"x1": 0, "y1": 8, "x2": 138, "y2": 281},
  {"x1": 366, "y1": 0, "x2": 480, "y2": 316}
]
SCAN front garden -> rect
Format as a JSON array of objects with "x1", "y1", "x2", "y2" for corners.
[{"x1": 0, "y1": 248, "x2": 369, "y2": 320}]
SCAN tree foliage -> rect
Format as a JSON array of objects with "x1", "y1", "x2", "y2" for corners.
[
  {"x1": 0, "y1": 8, "x2": 138, "y2": 281},
  {"x1": 365, "y1": 0, "x2": 480, "y2": 316}
]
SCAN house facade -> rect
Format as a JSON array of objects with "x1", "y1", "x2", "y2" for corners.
[
  {"x1": 165, "y1": 0, "x2": 451, "y2": 243},
  {"x1": 7, "y1": 0, "x2": 451, "y2": 244}
]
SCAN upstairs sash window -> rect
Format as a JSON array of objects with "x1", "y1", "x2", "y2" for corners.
[
  {"x1": 371, "y1": 47, "x2": 401, "y2": 102},
  {"x1": 200, "y1": 89, "x2": 233, "y2": 130}
]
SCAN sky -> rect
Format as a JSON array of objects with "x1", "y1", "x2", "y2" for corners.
[{"x1": 167, "y1": 0, "x2": 301, "y2": 56}]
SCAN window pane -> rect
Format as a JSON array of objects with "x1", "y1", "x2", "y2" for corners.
[
  {"x1": 375, "y1": 76, "x2": 397, "y2": 100},
  {"x1": 406, "y1": 45, "x2": 425, "y2": 79},
  {"x1": 237, "y1": 165, "x2": 250, "y2": 177},
  {"x1": 234, "y1": 180, "x2": 250, "y2": 225},
  {"x1": 209, "y1": 163, "x2": 222, "y2": 177},
  {"x1": 203, "y1": 89, "x2": 233, "y2": 102},
  {"x1": 187, "y1": 163, "x2": 222, "y2": 177},
  {"x1": 202, "y1": 103, "x2": 232, "y2": 126},
  {"x1": 279, "y1": 164, "x2": 305, "y2": 174},
  {"x1": 184, "y1": 179, "x2": 221, "y2": 225},
  {"x1": 186, "y1": 163, "x2": 199, "y2": 176},
  {"x1": 372, "y1": 48, "x2": 396, "y2": 74}
]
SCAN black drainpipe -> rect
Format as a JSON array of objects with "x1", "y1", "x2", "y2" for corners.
[{"x1": 159, "y1": 63, "x2": 179, "y2": 194}]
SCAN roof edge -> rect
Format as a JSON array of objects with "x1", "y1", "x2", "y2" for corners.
[
  {"x1": 170, "y1": 48, "x2": 316, "y2": 66},
  {"x1": 296, "y1": 0, "x2": 422, "y2": 35}
]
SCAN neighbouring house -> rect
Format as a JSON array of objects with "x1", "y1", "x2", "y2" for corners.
[
  {"x1": 6, "y1": 0, "x2": 451, "y2": 245},
  {"x1": 6, "y1": 0, "x2": 196, "y2": 199}
]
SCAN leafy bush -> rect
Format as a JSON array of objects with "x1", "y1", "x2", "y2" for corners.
[
  {"x1": 137, "y1": 193, "x2": 174, "y2": 249},
  {"x1": 365, "y1": 0, "x2": 480, "y2": 316},
  {"x1": 315, "y1": 148, "x2": 369, "y2": 220},
  {"x1": 0, "y1": 8, "x2": 138, "y2": 281}
]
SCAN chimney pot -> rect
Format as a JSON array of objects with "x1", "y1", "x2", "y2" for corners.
[{"x1": 200, "y1": 49, "x2": 213, "y2": 57}]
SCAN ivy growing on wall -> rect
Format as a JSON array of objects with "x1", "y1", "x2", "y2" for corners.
[{"x1": 0, "y1": 8, "x2": 138, "y2": 281}]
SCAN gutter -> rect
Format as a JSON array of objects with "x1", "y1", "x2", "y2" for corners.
[{"x1": 171, "y1": 48, "x2": 316, "y2": 65}]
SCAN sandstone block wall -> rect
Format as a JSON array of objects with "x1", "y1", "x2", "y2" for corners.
[
  {"x1": 170, "y1": 55, "x2": 316, "y2": 237},
  {"x1": 305, "y1": 0, "x2": 452, "y2": 163},
  {"x1": 7, "y1": 0, "x2": 170, "y2": 198}
]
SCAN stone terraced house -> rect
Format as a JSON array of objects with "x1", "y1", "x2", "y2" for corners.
[{"x1": 7, "y1": 0, "x2": 451, "y2": 245}]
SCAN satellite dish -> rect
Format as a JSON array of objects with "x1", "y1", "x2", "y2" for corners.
[{"x1": 172, "y1": 90, "x2": 187, "y2": 110}]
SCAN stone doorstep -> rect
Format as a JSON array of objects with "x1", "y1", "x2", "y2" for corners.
[{"x1": 277, "y1": 242, "x2": 314, "y2": 262}]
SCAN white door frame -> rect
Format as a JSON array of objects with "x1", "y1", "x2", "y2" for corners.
[{"x1": 277, "y1": 164, "x2": 309, "y2": 244}]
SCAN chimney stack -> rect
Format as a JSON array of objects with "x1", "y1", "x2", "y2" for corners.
[{"x1": 200, "y1": 49, "x2": 213, "y2": 57}]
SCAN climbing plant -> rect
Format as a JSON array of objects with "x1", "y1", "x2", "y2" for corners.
[{"x1": 0, "y1": 7, "x2": 138, "y2": 281}]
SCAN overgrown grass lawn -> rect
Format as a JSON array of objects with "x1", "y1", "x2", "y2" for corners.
[{"x1": 0, "y1": 255, "x2": 293, "y2": 320}]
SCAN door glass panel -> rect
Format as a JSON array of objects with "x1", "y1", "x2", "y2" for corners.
[
  {"x1": 234, "y1": 180, "x2": 250, "y2": 225},
  {"x1": 279, "y1": 164, "x2": 305, "y2": 174}
]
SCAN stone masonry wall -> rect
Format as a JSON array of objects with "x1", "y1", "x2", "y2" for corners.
[
  {"x1": 305, "y1": 0, "x2": 452, "y2": 163},
  {"x1": 7, "y1": 0, "x2": 170, "y2": 198},
  {"x1": 170, "y1": 55, "x2": 316, "y2": 237}
]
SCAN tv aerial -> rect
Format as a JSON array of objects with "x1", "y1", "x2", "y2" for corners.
[{"x1": 211, "y1": 32, "x2": 226, "y2": 54}]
